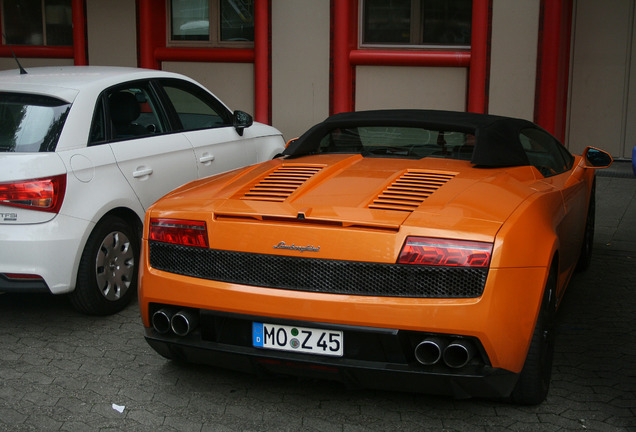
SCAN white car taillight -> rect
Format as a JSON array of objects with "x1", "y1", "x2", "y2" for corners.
[
  {"x1": 398, "y1": 237, "x2": 492, "y2": 268},
  {"x1": 0, "y1": 174, "x2": 66, "y2": 213}
]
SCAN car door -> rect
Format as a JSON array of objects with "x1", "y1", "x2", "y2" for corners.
[
  {"x1": 90, "y1": 81, "x2": 197, "y2": 210},
  {"x1": 157, "y1": 79, "x2": 256, "y2": 179}
]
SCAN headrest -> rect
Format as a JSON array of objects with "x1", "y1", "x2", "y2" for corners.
[{"x1": 109, "y1": 91, "x2": 140, "y2": 124}]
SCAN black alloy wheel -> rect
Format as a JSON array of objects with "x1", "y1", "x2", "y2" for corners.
[
  {"x1": 510, "y1": 266, "x2": 557, "y2": 405},
  {"x1": 576, "y1": 180, "x2": 596, "y2": 272}
]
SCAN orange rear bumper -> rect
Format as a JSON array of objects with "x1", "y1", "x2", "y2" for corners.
[{"x1": 139, "y1": 239, "x2": 547, "y2": 374}]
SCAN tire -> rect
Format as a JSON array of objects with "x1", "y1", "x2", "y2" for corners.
[
  {"x1": 576, "y1": 180, "x2": 596, "y2": 272},
  {"x1": 510, "y1": 266, "x2": 557, "y2": 405},
  {"x1": 69, "y1": 215, "x2": 139, "y2": 315}
]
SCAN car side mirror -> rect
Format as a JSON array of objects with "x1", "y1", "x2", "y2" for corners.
[
  {"x1": 233, "y1": 110, "x2": 253, "y2": 136},
  {"x1": 285, "y1": 138, "x2": 298, "y2": 148},
  {"x1": 583, "y1": 147, "x2": 613, "y2": 168}
]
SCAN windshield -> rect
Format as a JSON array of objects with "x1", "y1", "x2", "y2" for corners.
[
  {"x1": 317, "y1": 126, "x2": 475, "y2": 160},
  {"x1": 0, "y1": 93, "x2": 71, "y2": 152}
]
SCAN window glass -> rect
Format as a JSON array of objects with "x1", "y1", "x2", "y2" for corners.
[
  {"x1": 363, "y1": 0, "x2": 411, "y2": 44},
  {"x1": 556, "y1": 142, "x2": 575, "y2": 168},
  {"x1": 220, "y1": 0, "x2": 253, "y2": 41},
  {"x1": 160, "y1": 80, "x2": 231, "y2": 130},
  {"x1": 421, "y1": 0, "x2": 472, "y2": 45},
  {"x1": 0, "y1": 93, "x2": 70, "y2": 152},
  {"x1": 519, "y1": 128, "x2": 571, "y2": 177},
  {"x1": 89, "y1": 83, "x2": 165, "y2": 144},
  {"x1": 170, "y1": 0, "x2": 210, "y2": 41},
  {"x1": 3, "y1": 0, "x2": 72, "y2": 46},
  {"x1": 318, "y1": 126, "x2": 475, "y2": 160},
  {"x1": 89, "y1": 99, "x2": 107, "y2": 144},
  {"x1": 362, "y1": 0, "x2": 472, "y2": 48},
  {"x1": 169, "y1": 0, "x2": 254, "y2": 46}
]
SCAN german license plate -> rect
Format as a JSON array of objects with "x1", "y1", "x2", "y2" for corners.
[{"x1": 252, "y1": 322, "x2": 343, "y2": 357}]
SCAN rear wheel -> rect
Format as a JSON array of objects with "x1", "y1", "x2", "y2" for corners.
[
  {"x1": 69, "y1": 215, "x2": 139, "y2": 315},
  {"x1": 510, "y1": 266, "x2": 557, "y2": 405},
  {"x1": 576, "y1": 180, "x2": 596, "y2": 271}
]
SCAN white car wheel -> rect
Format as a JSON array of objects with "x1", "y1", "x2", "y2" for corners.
[{"x1": 69, "y1": 215, "x2": 139, "y2": 315}]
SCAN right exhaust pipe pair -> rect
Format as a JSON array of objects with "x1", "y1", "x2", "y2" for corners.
[{"x1": 414, "y1": 337, "x2": 475, "y2": 368}]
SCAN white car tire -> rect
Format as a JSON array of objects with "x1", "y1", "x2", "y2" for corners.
[{"x1": 69, "y1": 215, "x2": 139, "y2": 315}]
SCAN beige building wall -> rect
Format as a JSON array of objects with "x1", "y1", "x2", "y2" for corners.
[
  {"x1": 86, "y1": 0, "x2": 137, "y2": 67},
  {"x1": 488, "y1": 0, "x2": 540, "y2": 121},
  {"x1": 568, "y1": 0, "x2": 633, "y2": 158},
  {"x1": 271, "y1": 0, "x2": 330, "y2": 141},
  {"x1": 163, "y1": 62, "x2": 255, "y2": 115},
  {"x1": 355, "y1": 66, "x2": 467, "y2": 111}
]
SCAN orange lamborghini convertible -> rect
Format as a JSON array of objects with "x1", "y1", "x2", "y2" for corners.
[{"x1": 139, "y1": 110, "x2": 612, "y2": 404}]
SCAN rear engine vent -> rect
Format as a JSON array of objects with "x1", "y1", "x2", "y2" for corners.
[
  {"x1": 241, "y1": 164, "x2": 324, "y2": 202},
  {"x1": 370, "y1": 170, "x2": 456, "y2": 212}
]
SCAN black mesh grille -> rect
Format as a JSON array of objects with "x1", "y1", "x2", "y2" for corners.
[{"x1": 148, "y1": 242, "x2": 488, "y2": 298}]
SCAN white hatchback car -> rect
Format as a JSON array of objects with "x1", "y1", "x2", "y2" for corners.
[{"x1": 0, "y1": 66, "x2": 285, "y2": 315}]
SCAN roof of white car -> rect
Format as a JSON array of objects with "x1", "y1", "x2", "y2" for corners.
[{"x1": 0, "y1": 66, "x2": 191, "y2": 102}]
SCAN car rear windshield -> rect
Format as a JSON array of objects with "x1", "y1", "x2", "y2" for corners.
[
  {"x1": 317, "y1": 126, "x2": 475, "y2": 160},
  {"x1": 0, "y1": 92, "x2": 71, "y2": 152}
]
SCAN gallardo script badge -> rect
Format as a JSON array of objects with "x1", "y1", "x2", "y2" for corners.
[{"x1": 273, "y1": 241, "x2": 320, "y2": 253}]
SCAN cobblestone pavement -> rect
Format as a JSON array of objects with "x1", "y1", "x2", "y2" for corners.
[{"x1": 1, "y1": 175, "x2": 634, "y2": 432}]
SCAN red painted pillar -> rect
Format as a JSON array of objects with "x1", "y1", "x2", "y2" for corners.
[
  {"x1": 254, "y1": 0, "x2": 271, "y2": 124},
  {"x1": 536, "y1": 0, "x2": 572, "y2": 141},
  {"x1": 468, "y1": 0, "x2": 491, "y2": 113},
  {"x1": 71, "y1": 0, "x2": 87, "y2": 65},
  {"x1": 332, "y1": 0, "x2": 355, "y2": 114},
  {"x1": 138, "y1": 0, "x2": 163, "y2": 69}
]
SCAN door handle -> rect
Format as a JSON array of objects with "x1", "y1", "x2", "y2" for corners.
[
  {"x1": 133, "y1": 167, "x2": 153, "y2": 178},
  {"x1": 199, "y1": 153, "x2": 215, "y2": 163}
]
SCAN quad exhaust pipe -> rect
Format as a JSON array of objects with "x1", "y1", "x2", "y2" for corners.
[
  {"x1": 443, "y1": 340, "x2": 475, "y2": 368},
  {"x1": 171, "y1": 309, "x2": 199, "y2": 336},
  {"x1": 415, "y1": 337, "x2": 475, "y2": 368},
  {"x1": 151, "y1": 308, "x2": 174, "y2": 334},
  {"x1": 414, "y1": 337, "x2": 447, "y2": 365},
  {"x1": 152, "y1": 308, "x2": 199, "y2": 336}
]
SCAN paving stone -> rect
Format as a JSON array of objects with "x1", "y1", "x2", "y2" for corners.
[{"x1": 163, "y1": 415, "x2": 206, "y2": 432}]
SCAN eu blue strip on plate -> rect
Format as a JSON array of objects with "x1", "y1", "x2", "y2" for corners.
[{"x1": 252, "y1": 322, "x2": 263, "y2": 347}]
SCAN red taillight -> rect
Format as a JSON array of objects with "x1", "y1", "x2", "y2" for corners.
[
  {"x1": 149, "y1": 218, "x2": 209, "y2": 248},
  {"x1": 3, "y1": 273, "x2": 44, "y2": 280},
  {"x1": 398, "y1": 237, "x2": 492, "y2": 268},
  {"x1": 0, "y1": 174, "x2": 66, "y2": 213}
]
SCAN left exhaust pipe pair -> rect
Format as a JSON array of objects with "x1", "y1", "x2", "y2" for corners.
[{"x1": 152, "y1": 308, "x2": 199, "y2": 336}]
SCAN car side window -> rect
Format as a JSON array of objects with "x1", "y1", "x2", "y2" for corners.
[
  {"x1": 89, "y1": 82, "x2": 166, "y2": 145},
  {"x1": 519, "y1": 128, "x2": 572, "y2": 177},
  {"x1": 159, "y1": 79, "x2": 232, "y2": 131},
  {"x1": 88, "y1": 98, "x2": 107, "y2": 144}
]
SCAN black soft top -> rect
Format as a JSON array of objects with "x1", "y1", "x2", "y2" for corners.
[{"x1": 283, "y1": 109, "x2": 543, "y2": 167}]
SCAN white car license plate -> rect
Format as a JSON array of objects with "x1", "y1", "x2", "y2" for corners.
[{"x1": 252, "y1": 322, "x2": 343, "y2": 357}]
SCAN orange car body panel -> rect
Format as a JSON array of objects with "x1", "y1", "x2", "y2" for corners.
[{"x1": 139, "y1": 153, "x2": 596, "y2": 374}]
